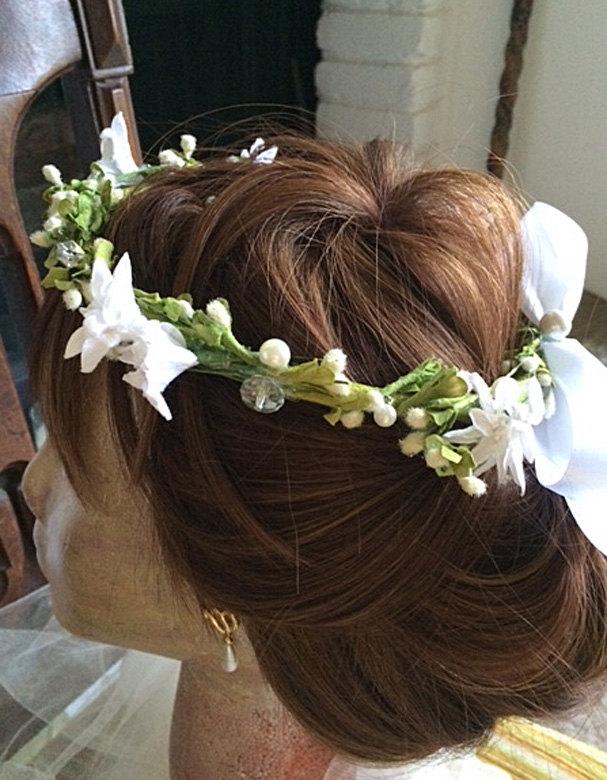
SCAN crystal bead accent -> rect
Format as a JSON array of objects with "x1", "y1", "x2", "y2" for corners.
[
  {"x1": 240, "y1": 375, "x2": 285, "y2": 414},
  {"x1": 55, "y1": 240, "x2": 84, "y2": 267}
]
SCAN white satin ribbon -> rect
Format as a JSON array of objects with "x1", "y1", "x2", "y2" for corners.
[{"x1": 521, "y1": 202, "x2": 607, "y2": 554}]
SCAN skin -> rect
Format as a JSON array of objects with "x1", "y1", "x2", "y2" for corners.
[{"x1": 20, "y1": 404, "x2": 334, "y2": 779}]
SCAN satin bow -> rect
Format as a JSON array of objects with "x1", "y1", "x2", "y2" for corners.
[{"x1": 521, "y1": 202, "x2": 607, "y2": 554}]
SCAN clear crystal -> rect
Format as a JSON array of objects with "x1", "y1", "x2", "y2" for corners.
[
  {"x1": 240, "y1": 375, "x2": 285, "y2": 414},
  {"x1": 55, "y1": 240, "x2": 84, "y2": 267}
]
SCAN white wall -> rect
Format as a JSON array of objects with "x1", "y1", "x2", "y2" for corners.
[
  {"x1": 508, "y1": 1, "x2": 607, "y2": 299},
  {"x1": 316, "y1": 0, "x2": 607, "y2": 299}
]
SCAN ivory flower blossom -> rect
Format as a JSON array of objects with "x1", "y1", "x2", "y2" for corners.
[
  {"x1": 63, "y1": 253, "x2": 197, "y2": 420},
  {"x1": 443, "y1": 374, "x2": 545, "y2": 494}
]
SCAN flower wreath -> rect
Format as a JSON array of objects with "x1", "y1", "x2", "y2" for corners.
[{"x1": 31, "y1": 114, "x2": 607, "y2": 552}]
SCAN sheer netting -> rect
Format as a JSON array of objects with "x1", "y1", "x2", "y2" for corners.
[{"x1": 1, "y1": 587, "x2": 607, "y2": 779}]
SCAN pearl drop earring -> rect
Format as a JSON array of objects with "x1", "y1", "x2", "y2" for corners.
[{"x1": 203, "y1": 609, "x2": 240, "y2": 672}]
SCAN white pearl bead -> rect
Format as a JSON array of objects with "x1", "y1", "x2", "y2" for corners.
[
  {"x1": 223, "y1": 643, "x2": 238, "y2": 673},
  {"x1": 259, "y1": 338, "x2": 291, "y2": 369},
  {"x1": 364, "y1": 389, "x2": 385, "y2": 413},
  {"x1": 539, "y1": 309, "x2": 571, "y2": 341},
  {"x1": 520, "y1": 354, "x2": 541, "y2": 373},
  {"x1": 373, "y1": 404, "x2": 397, "y2": 427}
]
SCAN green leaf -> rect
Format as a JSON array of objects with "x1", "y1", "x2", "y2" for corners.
[
  {"x1": 323, "y1": 408, "x2": 342, "y2": 426},
  {"x1": 163, "y1": 298, "x2": 184, "y2": 322},
  {"x1": 41, "y1": 266, "x2": 70, "y2": 289},
  {"x1": 280, "y1": 358, "x2": 336, "y2": 387}
]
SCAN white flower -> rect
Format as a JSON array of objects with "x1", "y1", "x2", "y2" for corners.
[
  {"x1": 443, "y1": 374, "x2": 545, "y2": 494},
  {"x1": 206, "y1": 299, "x2": 232, "y2": 327},
  {"x1": 97, "y1": 112, "x2": 140, "y2": 180},
  {"x1": 321, "y1": 348, "x2": 347, "y2": 376},
  {"x1": 180, "y1": 134, "x2": 197, "y2": 159},
  {"x1": 240, "y1": 138, "x2": 278, "y2": 165},
  {"x1": 120, "y1": 320, "x2": 198, "y2": 420},
  {"x1": 63, "y1": 253, "x2": 197, "y2": 420},
  {"x1": 42, "y1": 164, "x2": 62, "y2": 186},
  {"x1": 405, "y1": 407, "x2": 430, "y2": 430},
  {"x1": 399, "y1": 432, "x2": 426, "y2": 457},
  {"x1": 158, "y1": 149, "x2": 186, "y2": 168}
]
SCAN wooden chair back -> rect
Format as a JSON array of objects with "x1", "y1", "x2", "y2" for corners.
[{"x1": 0, "y1": 0, "x2": 141, "y2": 606}]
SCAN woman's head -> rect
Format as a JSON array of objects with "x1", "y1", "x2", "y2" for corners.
[{"x1": 24, "y1": 134, "x2": 607, "y2": 763}]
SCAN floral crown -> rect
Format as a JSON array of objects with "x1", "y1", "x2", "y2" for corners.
[{"x1": 31, "y1": 114, "x2": 607, "y2": 552}]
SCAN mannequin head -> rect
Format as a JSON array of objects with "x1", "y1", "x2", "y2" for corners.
[{"x1": 24, "y1": 135, "x2": 607, "y2": 764}]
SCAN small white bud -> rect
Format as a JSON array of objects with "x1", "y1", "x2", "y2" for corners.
[
  {"x1": 180, "y1": 134, "x2": 197, "y2": 158},
  {"x1": 322, "y1": 348, "x2": 347, "y2": 376},
  {"x1": 159, "y1": 149, "x2": 186, "y2": 168},
  {"x1": 205, "y1": 195, "x2": 217, "y2": 204},
  {"x1": 226, "y1": 154, "x2": 240, "y2": 163},
  {"x1": 340, "y1": 410, "x2": 364, "y2": 429},
  {"x1": 30, "y1": 230, "x2": 53, "y2": 248},
  {"x1": 177, "y1": 299, "x2": 195, "y2": 318},
  {"x1": 42, "y1": 164, "x2": 62, "y2": 186},
  {"x1": 373, "y1": 403, "x2": 397, "y2": 428},
  {"x1": 364, "y1": 389, "x2": 385, "y2": 413},
  {"x1": 458, "y1": 475, "x2": 487, "y2": 497},
  {"x1": 111, "y1": 188, "x2": 126, "y2": 205},
  {"x1": 537, "y1": 371, "x2": 552, "y2": 387},
  {"x1": 424, "y1": 447, "x2": 450, "y2": 470},
  {"x1": 43, "y1": 215, "x2": 65, "y2": 233},
  {"x1": 399, "y1": 432, "x2": 426, "y2": 457},
  {"x1": 259, "y1": 338, "x2": 291, "y2": 370},
  {"x1": 328, "y1": 372, "x2": 351, "y2": 397},
  {"x1": 520, "y1": 354, "x2": 541, "y2": 373},
  {"x1": 206, "y1": 299, "x2": 232, "y2": 327},
  {"x1": 405, "y1": 407, "x2": 430, "y2": 430},
  {"x1": 62, "y1": 288, "x2": 83, "y2": 310}
]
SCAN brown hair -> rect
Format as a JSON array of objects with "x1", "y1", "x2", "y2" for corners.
[{"x1": 29, "y1": 134, "x2": 607, "y2": 763}]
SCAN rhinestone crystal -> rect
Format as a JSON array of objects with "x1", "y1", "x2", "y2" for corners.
[
  {"x1": 55, "y1": 240, "x2": 85, "y2": 267},
  {"x1": 240, "y1": 375, "x2": 285, "y2": 414}
]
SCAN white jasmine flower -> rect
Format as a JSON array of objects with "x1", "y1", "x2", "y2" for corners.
[
  {"x1": 206, "y1": 299, "x2": 232, "y2": 327},
  {"x1": 321, "y1": 348, "x2": 347, "y2": 376},
  {"x1": 62, "y1": 288, "x2": 83, "y2": 311},
  {"x1": 180, "y1": 134, "x2": 197, "y2": 159},
  {"x1": 120, "y1": 320, "x2": 198, "y2": 420},
  {"x1": 443, "y1": 374, "x2": 545, "y2": 494},
  {"x1": 30, "y1": 230, "x2": 53, "y2": 248},
  {"x1": 42, "y1": 164, "x2": 62, "y2": 186},
  {"x1": 399, "y1": 432, "x2": 426, "y2": 457},
  {"x1": 63, "y1": 253, "x2": 197, "y2": 420},
  {"x1": 458, "y1": 475, "x2": 487, "y2": 497},
  {"x1": 405, "y1": 407, "x2": 430, "y2": 430},
  {"x1": 240, "y1": 138, "x2": 278, "y2": 165},
  {"x1": 158, "y1": 149, "x2": 186, "y2": 168},
  {"x1": 63, "y1": 252, "x2": 149, "y2": 372},
  {"x1": 340, "y1": 410, "x2": 364, "y2": 429},
  {"x1": 97, "y1": 112, "x2": 139, "y2": 180}
]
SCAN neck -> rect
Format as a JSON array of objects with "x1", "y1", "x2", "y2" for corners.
[{"x1": 169, "y1": 638, "x2": 334, "y2": 779}]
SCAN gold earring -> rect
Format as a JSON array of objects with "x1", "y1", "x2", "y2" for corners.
[{"x1": 202, "y1": 609, "x2": 240, "y2": 672}]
